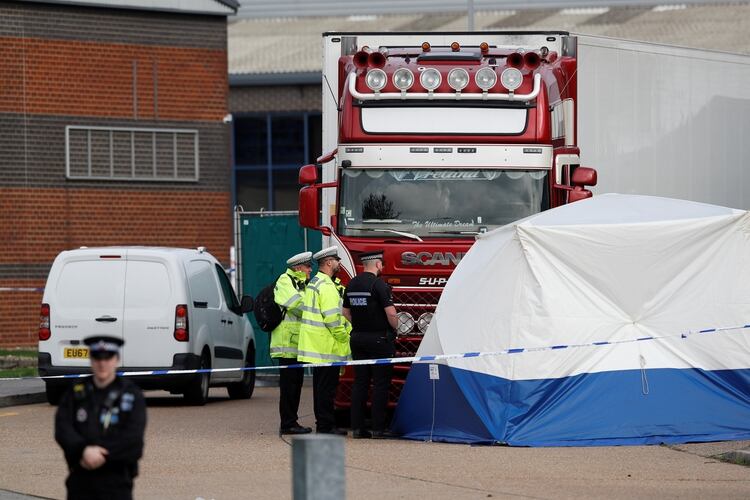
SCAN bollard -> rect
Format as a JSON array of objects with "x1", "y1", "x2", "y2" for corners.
[{"x1": 292, "y1": 434, "x2": 345, "y2": 500}]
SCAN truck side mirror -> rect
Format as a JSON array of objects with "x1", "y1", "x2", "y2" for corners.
[
  {"x1": 568, "y1": 187, "x2": 593, "y2": 203},
  {"x1": 572, "y1": 167, "x2": 597, "y2": 187},
  {"x1": 299, "y1": 164, "x2": 318, "y2": 185},
  {"x1": 239, "y1": 295, "x2": 254, "y2": 314},
  {"x1": 299, "y1": 185, "x2": 320, "y2": 229}
]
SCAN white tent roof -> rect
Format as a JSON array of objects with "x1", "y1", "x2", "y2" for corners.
[{"x1": 422, "y1": 194, "x2": 749, "y2": 380}]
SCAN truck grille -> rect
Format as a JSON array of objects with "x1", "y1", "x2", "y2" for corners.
[{"x1": 392, "y1": 287, "x2": 442, "y2": 339}]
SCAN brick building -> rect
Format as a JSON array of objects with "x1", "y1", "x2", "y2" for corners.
[{"x1": 0, "y1": 0, "x2": 237, "y2": 346}]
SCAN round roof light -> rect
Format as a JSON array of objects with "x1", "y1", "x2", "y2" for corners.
[
  {"x1": 392, "y1": 68, "x2": 414, "y2": 90},
  {"x1": 419, "y1": 68, "x2": 442, "y2": 91},
  {"x1": 447, "y1": 68, "x2": 469, "y2": 91},
  {"x1": 474, "y1": 67, "x2": 497, "y2": 91},
  {"x1": 500, "y1": 67, "x2": 523, "y2": 91},
  {"x1": 366, "y1": 69, "x2": 387, "y2": 91}
]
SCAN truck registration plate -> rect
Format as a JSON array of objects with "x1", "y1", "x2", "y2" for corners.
[{"x1": 63, "y1": 347, "x2": 89, "y2": 359}]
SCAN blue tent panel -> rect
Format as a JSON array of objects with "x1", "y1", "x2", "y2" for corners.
[
  {"x1": 394, "y1": 364, "x2": 750, "y2": 447},
  {"x1": 392, "y1": 363, "x2": 495, "y2": 444}
]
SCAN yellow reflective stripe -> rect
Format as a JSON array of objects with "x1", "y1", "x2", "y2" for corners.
[
  {"x1": 324, "y1": 318, "x2": 342, "y2": 327},
  {"x1": 300, "y1": 305, "x2": 319, "y2": 314},
  {"x1": 300, "y1": 318, "x2": 327, "y2": 328},
  {"x1": 321, "y1": 308, "x2": 339, "y2": 316},
  {"x1": 270, "y1": 346, "x2": 299, "y2": 355},
  {"x1": 297, "y1": 350, "x2": 349, "y2": 362},
  {"x1": 280, "y1": 293, "x2": 303, "y2": 308}
]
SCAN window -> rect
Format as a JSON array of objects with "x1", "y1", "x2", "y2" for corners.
[
  {"x1": 272, "y1": 168, "x2": 301, "y2": 211},
  {"x1": 339, "y1": 169, "x2": 549, "y2": 237},
  {"x1": 215, "y1": 264, "x2": 240, "y2": 311},
  {"x1": 187, "y1": 260, "x2": 221, "y2": 309},
  {"x1": 56, "y1": 260, "x2": 126, "y2": 309},
  {"x1": 66, "y1": 126, "x2": 199, "y2": 181},
  {"x1": 233, "y1": 112, "x2": 322, "y2": 211},
  {"x1": 124, "y1": 261, "x2": 172, "y2": 309},
  {"x1": 234, "y1": 116, "x2": 267, "y2": 165},
  {"x1": 271, "y1": 116, "x2": 305, "y2": 165},
  {"x1": 236, "y1": 169, "x2": 269, "y2": 211}
]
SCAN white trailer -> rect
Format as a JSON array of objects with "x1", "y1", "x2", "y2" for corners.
[{"x1": 577, "y1": 35, "x2": 750, "y2": 209}]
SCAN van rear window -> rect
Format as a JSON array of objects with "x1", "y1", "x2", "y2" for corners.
[
  {"x1": 187, "y1": 260, "x2": 220, "y2": 309},
  {"x1": 56, "y1": 260, "x2": 126, "y2": 309},
  {"x1": 124, "y1": 261, "x2": 172, "y2": 308}
]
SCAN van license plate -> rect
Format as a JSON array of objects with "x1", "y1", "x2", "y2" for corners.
[{"x1": 63, "y1": 347, "x2": 89, "y2": 359}]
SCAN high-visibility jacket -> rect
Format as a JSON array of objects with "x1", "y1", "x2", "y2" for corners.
[
  {"x1": 297, "y1": 272, "x2": 351, "y2": 363},
  {"x1": 334, "y1": 277, "x2": 353, "y2": 336},
  {"x1": 269, "y1": 268, "x2": 307, "y2": 359}
]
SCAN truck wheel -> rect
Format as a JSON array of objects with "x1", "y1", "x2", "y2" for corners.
[
  {"x1": 227, "y1": 344, "x2": 256, "y2": 400},
  {"x1": 45, "y1": 383, "x2": 64, "y2": 406},
  {"x1": 184, "y1": 352, "x2": 211, "y2": 406}
]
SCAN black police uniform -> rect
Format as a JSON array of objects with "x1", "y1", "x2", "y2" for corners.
[
  {"x1": 54, "y1": 340, "x2": 146, "y2": 500},
  {"x1": 343, "y1": 268, "x2": 395, "y2": 433}
]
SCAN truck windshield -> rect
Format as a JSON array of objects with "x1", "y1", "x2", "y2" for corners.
[{"x1": 338, "y1": 169, "x2": 548, "y2": 238}]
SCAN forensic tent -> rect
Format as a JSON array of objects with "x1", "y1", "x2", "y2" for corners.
[{"x1": 391, "y1": 194, "x2": 750, "y2": 446}]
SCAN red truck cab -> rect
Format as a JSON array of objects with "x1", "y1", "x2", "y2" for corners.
[{"x1": 298, "y1": 32, "x2": 596, "y2": 416}]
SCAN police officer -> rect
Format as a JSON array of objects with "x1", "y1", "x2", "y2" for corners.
[
  {"x1": 272, "y1": 251, "x2": 313, "y2": 435},
  {"x1": 55, "y1": 336, "x2": 146, "y2": 500},
  {"x1": 342, "y1": 250, "x2": 398, "y2": 439},
  {"x1": 297, "y1": 246, "x2": 351, "y2": 435}
]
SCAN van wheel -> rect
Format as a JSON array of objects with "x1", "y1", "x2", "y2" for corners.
[
  {"x1": 184, "y1": 352, "x2": 211, "y2": 406},
  {"x1": 227, "y1": 344, "x2": 256, "y2": 400},
  {"x1": 45, "y1": 383, "x2": 64, "y2": 406}
]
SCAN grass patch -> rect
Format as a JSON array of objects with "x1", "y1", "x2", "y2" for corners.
[
  {"x1": 0, "y1": 349, "x2": 38, "y2": 358},
  {"x1": 0, "y1": 367, "x2": 38, "y2": 378}
]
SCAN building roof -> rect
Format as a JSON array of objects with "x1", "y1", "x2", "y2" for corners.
[
  {"x1": 228, "y1": 3, "x2": 750, "y2": 83},
  {"x1": 23, "y1": 0, "x2": 238, "y2": 16},
  {"x1": 233, "y1": 0, "x2": 732, "y2": 19}
]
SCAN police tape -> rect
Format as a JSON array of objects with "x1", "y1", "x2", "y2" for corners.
[{"x1": 1, "y1": 323, "x2": 748, "y2": 382}]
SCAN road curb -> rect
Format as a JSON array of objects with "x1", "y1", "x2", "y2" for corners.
[
  {"x1": 0, "y1": 392, "x2": 46, "y2": 409},
  {"x1": 718, "y1": 449, "x2": 750, "y2": 466}
]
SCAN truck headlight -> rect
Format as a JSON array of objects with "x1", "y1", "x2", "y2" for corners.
[
  {"x1": 393, "y1": 68, "x2": 414, "y2": 90},
  {"x1": 396, "y1": 312, "x2": 415, "y2": 335},
  {"x1": 419, "y1": 68, "x2": 442, "y2": 91},
  {"x1": 500, "y1": 67, "x2": 523, "y2": 91},
  {"x1": 417, "y1": 312, "x2": 434, "y2": 334},
  {"x1": 447, "y1": 68, "x2": 469, "y2": 91},
  {"x1": 366, "y1": 69, "x2": 387, "y2": 91},
  {"x1": 474, "y1": 67, "x2": 497, "y2": 91}
]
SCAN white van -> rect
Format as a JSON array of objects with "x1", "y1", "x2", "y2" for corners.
[{"x1": 38, "y1": 246, "x2": 256, "y2": 405}]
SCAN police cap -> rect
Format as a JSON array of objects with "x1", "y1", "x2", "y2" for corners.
[
  {"x1": 84, "y1": 335, "x2": 123, "y2": 359},
  {"x1": 287, "y1": 251, "x2": 313, "y2": 267},
  {"x1": 359, "y1": 250, "x2": 384, "y2": 263},
  {"x1": 313, "y1": 246, "x2": 341, "y2": 262}
]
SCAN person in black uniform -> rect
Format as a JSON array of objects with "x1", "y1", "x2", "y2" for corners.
[
  {"x1": 342, "y1": 250, "x2": 399, "y2": 439},
  {"x1": 55, "y1": 336, "x2": 147, "y2": 500}
]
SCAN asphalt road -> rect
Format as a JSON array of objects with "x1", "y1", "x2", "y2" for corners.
[{"x1": 0, "y1": 386, "x2": 748, "y2": 500}]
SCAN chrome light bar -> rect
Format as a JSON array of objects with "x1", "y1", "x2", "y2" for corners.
[{"x1": 348, "y1": 72, "x2": 541, "y2": 102}]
